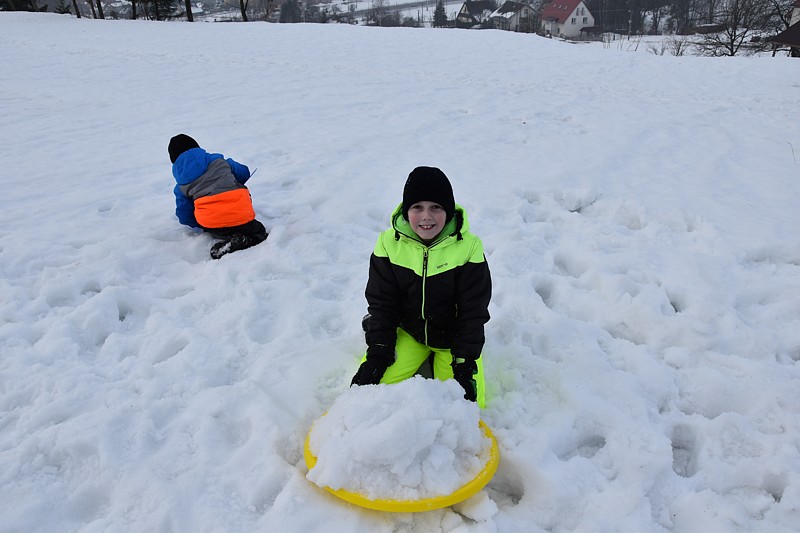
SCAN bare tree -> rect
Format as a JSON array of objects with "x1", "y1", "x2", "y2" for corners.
[
  {"x1": 366, "y1": 0, "x2": 405, "y2": 26},
  {"x1": 695, "y1": 0, "x2": 771, "y2": 55},
  {"x1": 764, "y1": 0, "x2": 796, "y2": 30},
  {"x1": 239, "y1": 0, "x2": 249, "y2": 21},
  {"x1": 669, "y1": 0, "x2": 696, "y2": 34},
  {"x1": 648, "y1": 39, "x2": 670, "y2": 54},
  {"x1": 701, "y1": 0, "x2": 721, "y2": 23},
  {"x1": 667, "y1": 33, "x2": 691, "y2": 54},
  {"x1": 649, "y1": 33, "x2": 692, "y2": 55},
  {"x1": 255, "y1": 0, "x2": 276, "y2": 21},
  {"x1": 184, "y1": 0, "x2": 193, "y2": 20},
  {"x1": 649, "y1": 0, "x2": 670, "y2": 34},
  {"x1": 369, "y1": 0, "x2": 387, "y2": 25}
]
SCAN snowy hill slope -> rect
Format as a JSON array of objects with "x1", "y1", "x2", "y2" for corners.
[{"x1": 1, "y1": 12, "x2": 800, "y2": 533}]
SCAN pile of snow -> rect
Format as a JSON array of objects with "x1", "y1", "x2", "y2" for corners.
[{"x1": 307, "y1": 377, "x2": 491, "y2": 501}]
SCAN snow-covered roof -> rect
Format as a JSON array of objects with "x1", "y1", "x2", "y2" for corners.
[
  {"x1": 489, "y1": 1, "x2": 527, "y2": 20},
  {"x1": 461, "y1": 0, "x2": 495, "y2": 16}
]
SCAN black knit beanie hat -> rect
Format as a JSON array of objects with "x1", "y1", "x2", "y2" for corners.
[
  {"x1": 168, "y1": 134, "x2": 200, "y2": 164},
  {"x1": 402, "y1": 166, "x2": 455, "y2": 221}
]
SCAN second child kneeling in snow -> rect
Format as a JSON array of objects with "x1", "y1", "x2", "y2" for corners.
[{"x1": 168, "y1": 134, "x2": 268, "y2": 259}]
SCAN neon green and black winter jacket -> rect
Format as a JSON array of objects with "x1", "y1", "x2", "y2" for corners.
[{"x1": 364, "y1": 203, "x2": 491, "y2": 362}]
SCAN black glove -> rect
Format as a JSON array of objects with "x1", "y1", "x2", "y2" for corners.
[
  {"x1": 351, "y1": 355, "x2": 393, "y2": 386},
  {"x1": 452, "y1": 359, "x2": 478, "y2": 402}
]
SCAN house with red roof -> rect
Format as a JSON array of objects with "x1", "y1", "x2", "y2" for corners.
[{"x1": 540, "y1": 0, "x2": 595, "y2": 38}]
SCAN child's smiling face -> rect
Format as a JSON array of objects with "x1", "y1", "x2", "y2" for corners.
[{"x1": 407, "y1": 201, "x2": 447, "y2": 243}]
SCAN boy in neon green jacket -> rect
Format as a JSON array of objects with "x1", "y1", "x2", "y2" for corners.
[{"x1": 351, "y1": 166, "x2": 492, "y2": 406}]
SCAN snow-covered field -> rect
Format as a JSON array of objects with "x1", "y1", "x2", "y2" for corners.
[{"x1": 1, "y1": 12, "x2": 799, "y2": 533}]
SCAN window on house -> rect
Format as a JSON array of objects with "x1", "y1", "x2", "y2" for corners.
[
  {"x1": 583, "y1": 16, "x2": 587, "y2": 23},
  {"x1": 571, "y1": 17, "x2": 576, "y2": 24}
]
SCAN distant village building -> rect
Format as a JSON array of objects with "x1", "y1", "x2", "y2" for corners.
[
  {"x1": 540, "y1": 0, "x2": 595, "y2": 38},
  {"x1": 488, "y1": 1, "x2": 535, "y2": 32},
  {"x1": 770, "y1": 22, "x2": 800, "y2": 57},
  {"x1": 768, "y1": 0, "x2": 800, "y2": 57},
  {"x1": 455, "y1": 1, "x2": 496, "y2": 29}
]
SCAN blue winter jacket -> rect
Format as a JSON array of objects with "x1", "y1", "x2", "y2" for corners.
[{"x1": 172, "y1": 147, "x2": 251, "y2": 228}]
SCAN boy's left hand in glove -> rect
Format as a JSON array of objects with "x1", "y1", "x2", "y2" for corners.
[{"x1": 452, "y1": 358, "x2": 477, "y2": 402}]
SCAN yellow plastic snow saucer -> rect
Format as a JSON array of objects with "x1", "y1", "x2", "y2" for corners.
[{"x1": 304, "y1": 419, "x2": 500, "y2": 512}]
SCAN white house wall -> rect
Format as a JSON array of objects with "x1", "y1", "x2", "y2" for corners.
[
  {"x1": 542, "y1": 1, "x2": 595, "y2": 38},
  {"x1": 562, "y1": 5, "x2": 594, "y2": 37}
]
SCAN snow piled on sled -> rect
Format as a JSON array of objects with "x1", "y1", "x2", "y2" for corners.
[{"x1": 308, "y1": 377, "x2": 490, "y2": 500}]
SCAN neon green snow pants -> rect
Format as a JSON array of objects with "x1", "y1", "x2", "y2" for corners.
[{"x1": 365, "y1": 328, "x2": 486, "y2": 408}]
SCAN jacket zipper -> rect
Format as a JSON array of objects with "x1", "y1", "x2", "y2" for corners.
[{"x1": 422, "y1": 248, "x2": 429, "y2": 345}]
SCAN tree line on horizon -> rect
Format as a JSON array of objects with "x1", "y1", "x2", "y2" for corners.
[{"x1": 2, "y1": 0, "x2": 795, "y2": 55}]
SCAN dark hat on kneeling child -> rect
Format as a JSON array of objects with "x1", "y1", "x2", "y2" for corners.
[
  {"x1": 402, "y1": 166, "x2": 455, "y2": 221},
  {"x1": 168, "y1": 134, "x2": 200, "y2": 164}
]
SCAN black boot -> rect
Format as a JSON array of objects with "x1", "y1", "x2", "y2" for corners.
[
  {"x1": 210, "y1": 238, "x2": 235, "y2": 259},
  {"x1": 210, "y1": 232, "x2": 267, "y2": 259}
]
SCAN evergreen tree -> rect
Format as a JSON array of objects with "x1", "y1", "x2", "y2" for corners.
[
  {"x1": 142, "y1": 0, "x2": 175, "y2": 20},
  {"x1": 303, "y1": 0, "x2": 318, "y2": 21},
  {"x1": 1, "y1": 0, "x2": 24, "y2": 10},
  {"x1": 279, "y1": 0, "x2": 302, "y2": 22},
  {"x1": 433, "y1": 0, "x2": 447, "y2": 27}
]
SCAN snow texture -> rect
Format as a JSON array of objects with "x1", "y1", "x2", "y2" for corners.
[
  {"x1": 1, "y1": 12, "x2": 800, "y2": 533},
  {"x1": 307, "y1": 377, "x2": 490, "y2": 501}
]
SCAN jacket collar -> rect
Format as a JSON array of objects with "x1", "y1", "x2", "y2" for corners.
[{"x1": 390, "y1": 203, "x2": 469, "y2": 245}]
